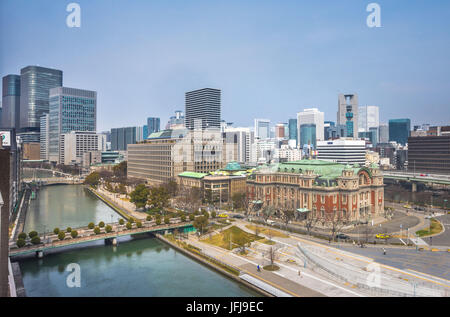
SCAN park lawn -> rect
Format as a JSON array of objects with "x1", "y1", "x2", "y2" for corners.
[
  {"x1": 258, "y1": 238, "x2": 276, "y2": 245},
  {"x1": 416, "y1": 218, "x2": 443, "y2": 237},
  {"x1": 203, "y1": 226, "x2": 264, "y2": 250},
  {"x1": 245, "y1": 224, "x2": 289, "y2": 238}
]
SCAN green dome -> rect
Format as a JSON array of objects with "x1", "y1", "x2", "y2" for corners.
[{"x1": 223, "y1": 161, "x2": 242, "y2": 171}]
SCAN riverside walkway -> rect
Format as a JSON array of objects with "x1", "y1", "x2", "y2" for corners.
[{"x1": 9, "y1": 220, "x2": 194, "y2": 257}]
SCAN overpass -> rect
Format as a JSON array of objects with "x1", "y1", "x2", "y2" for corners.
[
  {"x1": 22, "y1": 177, "x2": 82, "y2": 185},
  {"x1": 9, "y1": 220, "x2": 194, "y2": 257},
  {"x1": 382, "y1": 171, "x2": 450, "y2": 191},
  {"x1": 23, "y1": 167, "x2": 75, "y2": 178}
]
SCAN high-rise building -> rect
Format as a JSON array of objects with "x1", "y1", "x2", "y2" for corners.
[
  {"x1": 185, "y1": 88, "x2": 221, "y2": 130},
  {"x1": 48, "y1": 87, "x2": 97, "y2": 163},
  {"x1": 166, "y1": 110, "x2": 185, "y2": 129},
  {"x1": 408, "y1": 135, "x2": 450, "y2": 174},
  {"x1": 297, "y1": 108, "x2": 324, "y2": 146},
  {"x1": 40, "y1": 113, "x2": 49, "y2": 160},
  {"x1": 337, "y1": 94, "x2": 358, "y2": 138},
  {"x1": 19, "y1": 66, "x2": 63, "y2": 129},
  {"x1": 147, "y1": 117, "x2": 160, "y2": 135},
  {"x1": 224, "y1": 127, "x2": 254, "y2": 164},
  {"x1": 254, "y1": 119, "x2": 270, "y2": 139},
  {"x1": 275, "y1": 123, "x2": 285, "y2": 138},
  {"x1": 111, "y1": 127, "x2": 137, "y2": 151},
  {"x1": 389, "y1": 119, "x2": 411, "y2": 146},
  {"x1": 317, "y1": 139, "x2": 366, "y2": 165},
  {"x1": 379, "y1": 123, "x2": 389, "y2": 143},
  {"x1": 59, "y1": 131, "x2": 106, "y2": 165},
  {"x1": 1, "y1": 75, "x2": 21, "y2": 128},
  {"x1": 299, "y1": 124, "x2": 317, "y2": 149},
  {"x1": 288, "y1": 118, "x2": 298, "y2": 144},
  {"x1": 358, "y1": 105, "x2": 379, "y2": 132}
]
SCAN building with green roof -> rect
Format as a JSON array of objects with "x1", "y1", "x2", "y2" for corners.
[{"x1": 247, "y1": 159, "x2": 384, "y2": 222}]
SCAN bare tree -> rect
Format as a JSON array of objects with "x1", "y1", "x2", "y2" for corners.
[
  {"x1": 282, "y1": 209, "x2": 295, "y2": 231},
  {"x1": 326, "y1": 211, "x2": 347, "y2": 242},
  {"x1": 304, "y1": 212, "x2": 319, "y2": 236},
  {"x1": 262, "y1": 205, "x2": 275, "y2": 223},
  {"x1": 266, "y1": 246, "x2": 279, "y2": 268},
  {"x1": 254, "y1": 225, "x2": 260, "y2": 238}
]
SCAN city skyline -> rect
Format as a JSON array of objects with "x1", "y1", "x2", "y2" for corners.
[{"x1": 1, "y1": 0, "x2": 449, "y2": 132}]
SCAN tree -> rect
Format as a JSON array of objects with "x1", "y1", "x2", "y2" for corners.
[
  {"x1": 119, "y1": 218, "x2": 125, "y2": 225},
  {"x1": 31, "y1": 236, "x2": 41, "y2": 245},
  {"x1": 304, "y1": 212, "x2": 319, "y2": 236},
  {"x1": 88, "y1": 222, "x2": 95, "y2": 229},
  {"x1": 193, "y1": 216, "x2": 208, "y2": 235},
  {"x1": 232, "y1": 192, "x2": 247, "y2": 210},
  {"x1": 18, "y1": 232, "x2": 27, "y2": 240},
  {"x1": 254, "y1": 225, "x2": 260, "y2": 238},
  {"x1": 189, "y1": 214, "x2": 195, "y2": 221},
  {"x1": 129, "y1": 217, "x2": 135, "y2": 223},
  {"x1": 105, "y1": 181, "x2": 115, "y2": 193},
  {"x1": 129, "y1": 184, "x2": 149, "y2": 209},
  {"x1": 29, "y1": 231, "x2": 38, "y2": 239},
  {"x1": 66, "y1": 227, "x2": 72, "y2": 233},
  {"x1": 164, "y1": 216, "x2": 170, "y2": 224},
  {"x1": 53, "y1": 228, "x2": 60, "y2": 235},
  {"x1": 16, "y1": 239, "x2": 26, "y2": 248},
  {"x1": 211, "y1": 211, "x2": 216, "y2": 218},
  {"x1": 155, "y1": 217, "x2": 162, "y2": 225},
  {"x1": 180, "y1": 214, "x2": 186, "y2": 222},
  {"x1": 146, "y1": 215, "x2": 152, "y2": 221},
  {"x1": 126, "y1": 222, "x2": 132, "y2": 230},
  {"x1": 162, "y1": 179, "x2": 178, "y2": 197},
  {"x1": 113, "y1": 161, "x2": 127, "y2": 178},
  {"x1": 117, "y1": 183, "x2": 127, "y2": 195},
  {"x1": 58, "y1": 231, "x2": 66, "y2": 240},
  {"x1": 105, "y1": 225, "x2": 113, "y2": 233},
  {"x1": 71, "y1": 230, "x2": 78, "y2": 238},
  {"x1": 282, "y1": 209, "x2": 295, "y2": 230},
  {"x1": 136, "y1": 221, "x2": 143, "y2": 228},
  {"x1": 84, "y1": 172, "x2": 100, "y2": 187},
  {"x1": 148, "y1": 186, "x2": 170, "y2": 211},
  {"x1": 262, "y1": 206, "x2": 275, "y2": 223},
  {"x1": 234, "y1": 234, "x2": 249, "y2": 253},
  {"x1": 98, "y1": 221, "x2": 105, "y2": 228},
  {"x1": 326, "y1": 211, "x2": 347, "y2": 242},
  {"x1": 266, "y1": 246, "x2": 279, "y2": 268},
  {"x1": 94, "y1": 227, "x2": 101, "y2": 234}
]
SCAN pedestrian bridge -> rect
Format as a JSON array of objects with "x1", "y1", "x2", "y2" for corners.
[{"x1": 9, "y1": 221, "x2": 194, "y2": 257}]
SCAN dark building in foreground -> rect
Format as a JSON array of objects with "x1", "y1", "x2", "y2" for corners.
[
  {"x1": 408, "y1": 136, "x2": 450, "y2": 174},
  {"x1": 185, "y1": 88, "x2": 221, "y2": 130}
]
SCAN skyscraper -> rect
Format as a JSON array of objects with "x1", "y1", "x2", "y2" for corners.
[
  {"x1": 20, "y1": 66, "x2": 63, "y2": 129},
  {"x1": 254, "y1": 119, "x2": 271, "y2": 139},
  {"x1": 299, "y1": 123, "x2": 317, "y2": 149},
  {"x1": 337, "y1": 94, "x2": 358, "y2": 138},
  {"x1": 40, "y1": 113, "x2": 49, "y2": 160},
  {"x1": 358, "y1": 105, "x2": 379, "y2": 132},
  {"x1": 111, "y1": 127, "x2": 137, "y2": 151},
  {"x1": 389, "y1": 119, "x2": 411, "y2": 145},
  {"x1": 379, "y1": 123, "x2": 389, "y2": 143},
  {"x1": 147, "y1": 117, "x2": 161, "y2": 135},
  {"x1": 1, "y1": 75, "x2": 21, "y2": 128},
  {"x1": 288, "y1": 118, "x2": 298, "y2": 143},
  {"x1": 48, "y1": 87, "x2": 97, "y2": 163},
  {"x1": 185, "y1": 88, "x2": 221, "y2": 130},
  {"x1": 297, "y1": 108, "x2": 324, "y2": 145}
]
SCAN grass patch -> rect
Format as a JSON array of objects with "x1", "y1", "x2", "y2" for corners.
[
  {"x1": 203, "y1": 226, "x2": 264, "y2": 250},
  {"x1": 258, "y1": 238, "x2": 276, "y2": 245},
  {"x1": 245, "y1": 225, "x2": 289, "y2": 238},
  {"x1": 416, "y1": 218, "x2": 443, "y2": 237},
  {"x1": 263, "y1": 265, "x2": 279, "y2": 271}
]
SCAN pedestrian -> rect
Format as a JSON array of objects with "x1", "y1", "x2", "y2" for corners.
[
  {"x1": 257, "y1": 264, "x2": 260, "y2": 272},
  {"x1": 298, "y1": 270, "x2": 302, "y2": 278},
  {"x1": 383, "y1": 248, "x2": 386, "y2": 255}
]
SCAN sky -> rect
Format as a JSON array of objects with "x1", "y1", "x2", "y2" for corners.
[{"x1": 1, "y1": 0, "x2": 449, "y2": 132}]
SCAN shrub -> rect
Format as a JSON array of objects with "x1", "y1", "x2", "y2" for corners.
[
  {"x1": 17, "y1": 239, "x2": 26, "y2": 248},
  {"x1": 189, "y1": 214, "x2": 195, "y2": 221},
  {"x1": 58, "y1": 231, "x2": 65, "y2": 240},
  {"x1": 146, "y1": 215, "x2": 152, "y2": 221},
  {"x1": 29, "y1": 231, "x2": 38, "y2": 239},
  {"x1": 53, "y1": 228, "x2": 60, "y2": 235},
  {"x1": 31, "y1": 236, "x2": 41, "y2": 245},
  {"x1": 94, "y1": 227, "x2": 101, "y2": 234},
  {"x1": 181, "y1": 215, "x2": 186, "y2": 222},
  {"x1": 129, "y1": 217, "x2": 135, "y2": 224},
  {"x1": 126, "y1": 222, "x2": 132, "y2": 230},
  {"x1": 155, "y1": 218, "x2": 161, "y2": 225},
  {"x1": 71, "y1": 230, "x2": 78, "y2": 238},
  {"x1": 164, "y1": 216, "x2": 170, "y2": 224},
  {"x1": 105, "y1": 225, "x2": 112, "y2": 233},
  {"x1": 211, "y1": 211, "x2": 216, "y2": 218},
  {"x1": 66, "y1": 227, "x2": 72, "y2": 233},
  {"x1": 18, "y1": 232, "x2": 27, "y2": 240},
  {"x1": 136, "y1": 221, "x2": 143, "y2": 228},
  {"x1": 99, "y1": 221, "x2": 105, "y2": 228},
  {"x1": 119, "y1": 218, "x2": 125, "y2": 225},
  {"x1": 88, "y1": 222, "x2": 95, "y2": 229}
]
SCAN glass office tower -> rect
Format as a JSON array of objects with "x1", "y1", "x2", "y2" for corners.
[
  {"x1": 147, "y1": 117, "x2": 160, "y2": 134},
  {"x1": 300, "y1": 123, "x2": 316, "y2": 149},
  {"x1": 288, "y1": 118, "x2": 297, "y2": 141},
  {"x1": 48, "y1": 87, "x2": 97, "y2": 163},
  {"x1": 389, "y1": 119, "x2": 411, "y2": 145},
  {"x1": 1, "y1": 75, "x2": 21, "y2": 128},
  {"x1": 20, "y1": 66, "x2": 63, "y2": 129},
  {"x1": 185, "y1": 88, "x2": 221, "y2": 130}
]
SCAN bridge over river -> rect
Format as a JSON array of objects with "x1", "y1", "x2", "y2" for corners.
[{"x1": 9, "y1": 220, "x2": 194, "y2": 257}]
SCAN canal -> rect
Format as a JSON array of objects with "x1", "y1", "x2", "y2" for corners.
[
  {"x1": 384, "y1": 184, "x2": 450, "y2": 209},
  {"x1": 19, "y1": 183, "x2": 259, "y2": 297}
]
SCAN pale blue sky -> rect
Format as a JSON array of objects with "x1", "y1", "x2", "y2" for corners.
[{"x1": 1, "y1": 0, "x2": 449, "y2": 131}]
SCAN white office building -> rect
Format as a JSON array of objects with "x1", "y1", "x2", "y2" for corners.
[
  {"x1": 224, "y1": 127, "x2": 254, "y2": 164},
  {"x1": 254, "y1": 119, "x2": 270, "y2": 140},
  {"x1": 358, "y1": 105, "x2": 379, "y2": 132},
  {"x1": 277, "y1": 144, "x2": 302, "y2": 162},
  {"x1": 297, "y1": 108, "x2": 324, "y2": 144},
  {"x1": 317, "y1": 138, "x2": 366, "y2": 165},
  {"x1": 59, "y1": 131, "x2": 106, "y2": 165}
]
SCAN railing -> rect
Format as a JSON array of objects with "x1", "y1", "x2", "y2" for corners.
[{"x1": 296, "y1": 243, "x2": 446, "y2": 297}]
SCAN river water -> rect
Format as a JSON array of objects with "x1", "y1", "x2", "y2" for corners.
[{"x1": 19, "y1": 183, "x2": 258, "y2": 297}]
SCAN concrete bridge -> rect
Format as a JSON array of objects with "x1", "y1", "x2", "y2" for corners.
[
  {"x1": 23, "y1": 167, "x2": 75, "y2": 178},
  {"x1": 382, "y1": 171, "x2": 450, "y2": 192},
  {"x1": 22, "y1": 177, "x2": 82, "y2": 185},
  {"x1": 9, "y1": 220, "x2": 194, "y2": 257}
]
